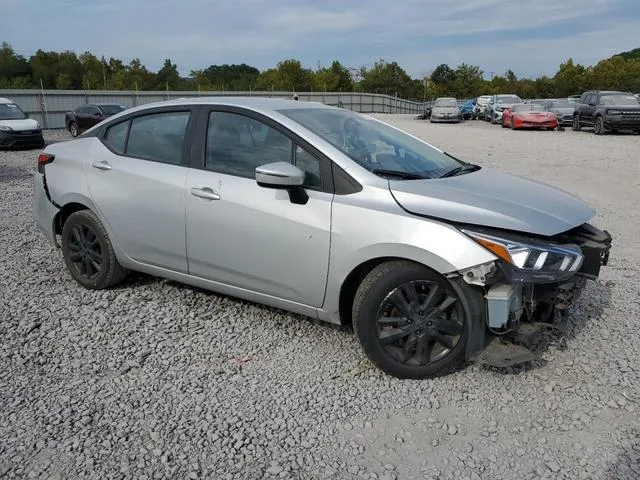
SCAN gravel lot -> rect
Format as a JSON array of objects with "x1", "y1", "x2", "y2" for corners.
[{"x1": 1, "y1": 119, "x2": 639, "y2": 479}]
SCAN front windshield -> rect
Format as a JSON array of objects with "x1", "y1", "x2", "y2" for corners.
[
  {"x1": 477, "y1": 96, "x2": 491, "y2": 105},
  {"x1": 279, "y1": 108, "x2": 463, "y2": 179},
  {"x1": 512, "y1": 104, "x2": 543, "y2": 112},
  {"x1": 600, "y1": 94, "x2": 639, "y2": 106},
  {"x1": 100, "y1": 105, "x2": 127, "y2": 115},
  {"x1": 0, "y1": 103, "x2": 28, "y2": 120},
  {"x1": 434, "y1": 98, "x2": 457, "y2": 107},
  {"x1": 496, "y1": 95, "x2": 521, "y2": 104}
]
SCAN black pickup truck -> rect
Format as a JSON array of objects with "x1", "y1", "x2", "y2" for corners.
[
  {"x1": 572, "y1": 90, "x2": 640, "y2": 135},
  {"x1": 64, "y1": 104, "x2": 128, "y2": 137}
]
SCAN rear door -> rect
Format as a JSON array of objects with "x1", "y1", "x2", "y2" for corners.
[
  {"x1": 184, "y1": 107, "x2": 333, "y2": 306},
  {"x1": 75, "y1": 106, "x2": 91, "y2": 130},
  {"x1": 85, "y1": 106, "x2": 196, "y2": 272}
]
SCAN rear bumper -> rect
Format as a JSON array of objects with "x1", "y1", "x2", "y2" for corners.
[
  {"x1": 0, "y1": 129, "x2": 45, "y2": 148},
  {"x1": 33, "y1": 173, "x2": 60, "y2": 247}
]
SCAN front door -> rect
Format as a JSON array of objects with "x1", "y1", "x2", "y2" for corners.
[
  {"x1": 85, "y1": 108, "x2": 194, "y2": 272},
  {"x1": 185, "y1": 108, "x2": 333, "y2": 307}
]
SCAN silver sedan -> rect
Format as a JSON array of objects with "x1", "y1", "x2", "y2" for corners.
[{"x1": 34, "y1": 97, "x2": 612, "y2": 378}]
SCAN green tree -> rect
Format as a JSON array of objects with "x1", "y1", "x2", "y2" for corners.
[
  {"x1": 553, "y1": 59, "x2": 587, "y2": 96},
  {"x1": 430, "y1": 64, "x2": 456, "y2": 85},
  {"x1": 0, "y1": 42, "x2": 32, "y2": 88},
  {"x1": 314, "y1": 60, "x2": 353, "y2": 92},
  {"x1": 155, "y1": 58, "x2": 181, "y2": 90},
  {"x1": 359, "y1": 59, "x2": 419, "y2": 98}
]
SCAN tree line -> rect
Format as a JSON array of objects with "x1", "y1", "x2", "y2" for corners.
[{"x1": 1, "y1": 42, "x2": 639, "y2": 100}]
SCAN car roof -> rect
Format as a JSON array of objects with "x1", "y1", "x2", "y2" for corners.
[{"x1": 101, "y1": 96, "x2": 331, "y2": 117}]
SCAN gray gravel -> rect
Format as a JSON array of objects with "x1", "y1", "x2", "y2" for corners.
[{"x1": 1, "y1": 121, "x2": 639, "y2": 479}]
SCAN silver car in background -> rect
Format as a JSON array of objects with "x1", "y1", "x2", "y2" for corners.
[
  {"x1": 486, "y1": 94, "x2": 523, "y2": 123},
  {"x1": 430, "y1": 97, "x2": 462, "y2": 123},
  {"x1": 544, "y1": 99, "x2": 576, "y2": 127},
  {"x1": 34, "y1": 97, "x2": 612, "y2": 379}
]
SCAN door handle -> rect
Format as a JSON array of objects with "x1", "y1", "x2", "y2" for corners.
[
  {"x1": 190, "y1": 187, "x2": 220, "y2": 201},
  {"x1": 91, "y1": 160, "x2": 112, "y2": 170}
]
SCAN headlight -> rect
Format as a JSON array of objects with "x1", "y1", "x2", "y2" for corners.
[
  {"x1": 462, "y1": 229, "x2": 584, "y2": 283},
  {"x1": 607, "y1": 110, "x2": 621, "y2": 115},
  {"x1": 0, "y1": 125, "x2": 13, "y2": 132}
]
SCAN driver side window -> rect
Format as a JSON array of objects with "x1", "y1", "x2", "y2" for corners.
[{"x1": 205, "y1": 111, "x2": 323, "y2": 189}]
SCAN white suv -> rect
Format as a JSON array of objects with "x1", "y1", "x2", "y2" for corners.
[{"x1": 0, "y1": 97, "x2": 44, "y2": 149}]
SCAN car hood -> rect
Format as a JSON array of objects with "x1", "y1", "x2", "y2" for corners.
[
  {"x1": 0, "y1": 118, "x2": 40, "y2": 131},
  {"x1": 388, "y1": 167, "x2": 596, "y2": 236}
]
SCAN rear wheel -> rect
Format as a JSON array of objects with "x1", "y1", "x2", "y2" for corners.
[
  {"x1": 352, "y1": 261, "x2": 468, "y2": 379},
  {"x1": 61, "y1": 210, "x2": 128, "y2": 289}
]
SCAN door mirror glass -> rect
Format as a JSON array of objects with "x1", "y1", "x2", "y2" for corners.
[{"x1": 255, "y1": 161, "x2": 305, "y2": 187}]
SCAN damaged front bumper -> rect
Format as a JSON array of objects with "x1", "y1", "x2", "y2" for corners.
[{"x1": 461, "y1": 223, "x2": 612, "y2": 367}]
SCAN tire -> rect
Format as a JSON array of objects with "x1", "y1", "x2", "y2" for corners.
[
  {"x1": 490, "y1": 113, "x2": 496, "y2": 124},
  {"x1": 510, "y1": 119, "x2": 515, "y2": 130},
  {"x1": 69, "y1": 121, "x2": 79, "y2": 137},
  {"x1": 501, "y1": 119, "x2": 507, "y2": 128},
  {"x1": 594, "y1": 116, "x2": 605, "y2": 135},
  {"x1": 61, "y1": 210, "x2": 128, "y2": 289},
  {"x1": 572, "y1": 116, "x2": 581, "y2": 131},
  {"x1": 352, "y1": 261, "x2": 468, "y2": 379}
]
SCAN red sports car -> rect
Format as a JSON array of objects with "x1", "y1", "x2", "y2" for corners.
[{"x1": 502, "y1": 103, "x2": 558, "y2": 130}]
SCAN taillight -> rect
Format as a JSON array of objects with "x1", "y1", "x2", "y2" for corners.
[{"x1": 37, "y1": 153, "x2": 54, "y2": 174}]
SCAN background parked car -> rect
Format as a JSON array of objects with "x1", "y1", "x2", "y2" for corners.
[
  {"x1": 430, "y1": 97, "x2": 462, "y2": 123},
  {"x1": 502, "y1": 103, "x2": 558, "y2": 130},
  {"x1": 485, "y1": 94, "x2": 523, "y2": 123},
  {"x1": 0, "y1": 97, "x2": 44, "y2": 149},
  {"x1": 543, "y1": 99, "x2": 575, "y2": 127},
  {"x1": 572, "y1": 90, "x2": 640, "y2": 135},
  {"x1": 473, "y1": 95, "x2": 492, "y2": 119},
  {"x1": 65, "y1": 104, "x2": 128, "y2": 137},
  {"x1": 459, "y1": 100, "x2": 475, "y2": 120}
]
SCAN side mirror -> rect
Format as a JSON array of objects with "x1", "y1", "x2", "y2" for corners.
[{"x1": 255, "y1": 161, "x2": 308, "y2": 205}]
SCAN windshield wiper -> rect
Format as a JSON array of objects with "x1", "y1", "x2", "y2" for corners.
[
  {"x1": 371, "y1": 169, "x2": 427, "y2": 180},
  {"x1": 439, "y1": 163, "x2": 481, "y2": 178}
]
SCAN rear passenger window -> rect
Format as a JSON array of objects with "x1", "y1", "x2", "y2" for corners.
[
  {"x1": 104, "y1": 121, "x2": 129, "y2": 154},
  {"x1": 126, "y1": 112, "x2": 190, "y2": 165}
]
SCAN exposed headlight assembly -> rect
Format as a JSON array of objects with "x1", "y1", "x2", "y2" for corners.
[{"x1": 462, "y1": 229, "x2": 584, "y2": 283}]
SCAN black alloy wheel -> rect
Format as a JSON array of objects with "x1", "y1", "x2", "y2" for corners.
[
  {"x1": 375, "y1": 280, "x2": 464, "y2": 366},
  {"x1": 353, "y1": 261, "x2": 469, "y2": 379},
  {"x1": 66, "y1": 223, "x2": 103, "y2": 281},
  {"x1": 572, "y1": 116, "x2": 581, "y2": 131},
  {"x1": 594, "y1": 116, "x2": 605, "y2": 135},
  {"x1": 61, "y1": 210, "x2": 128, "y2": 289}
]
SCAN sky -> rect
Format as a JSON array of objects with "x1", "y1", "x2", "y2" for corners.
[{"x1": 2, "y1": 0, "x2": 640, "y2": 79}]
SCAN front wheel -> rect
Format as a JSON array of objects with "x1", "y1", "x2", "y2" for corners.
[
  {"x1": 69, "y1": 121, "x2": 79, "y2": 137},
  {"x1": 572, "y1": 116, "x2": 581, "y2": 131},
  {"x1": 61, "y1": 210, "x2": 129, "y2": 289},
  {"x1": 594, "y1": 116, "x2": 605, "y2": 135},
  {"x1": 352, "y1": 261, "x2": 468, "y2": 379}
]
